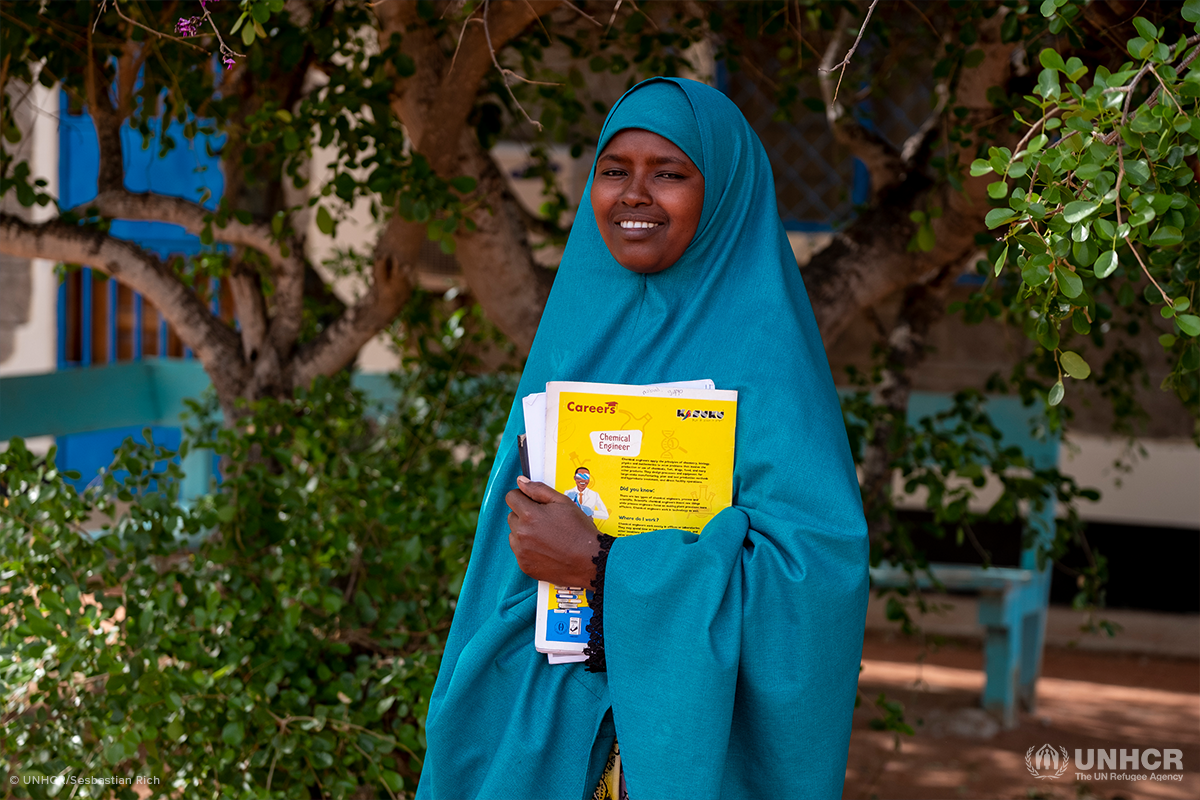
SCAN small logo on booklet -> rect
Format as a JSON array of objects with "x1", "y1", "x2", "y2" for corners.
[{"x1": 677, "y1": 408, "x2": 725, "y2": 420}]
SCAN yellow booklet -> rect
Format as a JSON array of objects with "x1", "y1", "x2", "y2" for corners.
[{"x1": 532, "y1": 381, "x2": 738, "y2": 657}]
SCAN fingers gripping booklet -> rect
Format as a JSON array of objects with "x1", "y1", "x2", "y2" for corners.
[{"x1": 520, "y1": 380, "x2": 738, "y2": 662}]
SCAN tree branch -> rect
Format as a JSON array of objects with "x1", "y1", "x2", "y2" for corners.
[
  {"x1": 226, "y1": 261, "x2": 268, "y2": 363},
  {"x1": 373, "y1": 0, "x2": 558, "y2": 355},
  {"x1": 86, "y1": 189, "x2": 309, "y2": 360},
  {"x1": 817, "y1": 6, "x2": 903, "y2": 201},
  {"x1": 86, "y1": 24, "x2": 125, "y2": 192},
  {"x1": 0, "y1": 213, "x2": 246, "y2": 403},
  {"x1": 819, "y1": 0, "x2": 880, "y2": 105},
  {"x1": 805, "y1": 13, "x2": 1015, "y2": 347},
  {"x1": 290, "y1": 217, "x2": 422, "y2": 389}
]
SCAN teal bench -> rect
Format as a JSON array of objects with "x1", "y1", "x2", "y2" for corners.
[{"x1": 867, "y1": 393, "x2": 1059, "y2": 729}]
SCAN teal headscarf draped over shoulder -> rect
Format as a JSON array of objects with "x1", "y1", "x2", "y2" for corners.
[{"x1": 417, "y1": 78, "x2": 868, "y2": 800}]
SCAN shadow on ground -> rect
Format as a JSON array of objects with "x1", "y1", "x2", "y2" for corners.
[{"x1": 845, "y1": 633, "x2": 1200, "y2": 800}]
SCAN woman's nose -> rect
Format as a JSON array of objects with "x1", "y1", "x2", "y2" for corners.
[{"x1": 620, "y1": 173, "x2": 651, "y2": 206}]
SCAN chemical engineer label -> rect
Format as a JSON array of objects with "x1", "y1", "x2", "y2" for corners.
[{"x1": 591, "y1": 430, "x2": 642, "y2": 457}]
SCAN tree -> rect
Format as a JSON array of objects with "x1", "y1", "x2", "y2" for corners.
[{"x1": 2, "y1": 1, "x2": 1196, "y2": 423}]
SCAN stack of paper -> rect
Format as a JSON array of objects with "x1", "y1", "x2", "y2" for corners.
[{"x1": 519, "y1": 380, "x2": 738, "y2": 663}]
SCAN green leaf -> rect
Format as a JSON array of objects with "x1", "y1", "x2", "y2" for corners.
[
  {"x1": 222, "y1": 721, "x2": 244, "y2": 746},
  {"x1": 1048, "y1": 380, "x2": 1065, "y2": 406},
  {"x1": 914, "y1": 223, "x2": 936, "y2": 251},
  {"x1": 449, "y1": 176, "x2": 477, "y2": 193},
  {"x1": 1036, "y1": 317, "x2": 1060, "y2": 350},
  {"x1": 1064, "y1": 57, "x2": 1088, "y2": 82},
  {"x1": 1072, "y1": 239, "x2": 1097, "y2": 266},
  {"x1": 1125, "y1": 159, "x2": 1151, "y2": 185},
  {"x1": 1185, "y1": 0, "x2": 1200, "y2": 22},
  {"x1": 1036, "y1": 68, "x2": 1060, "y2": 100},
  {"x1": 969, "y1": 159, "x2": 994, "y2": 177},
  {"x1": 1149, "y1": 225, "x2": 1183, "y2": 246},
  {"x1": 1039, "y1": 48, "x2": 1066, "y2": 72},
  {"x1": 993, "y1": 244, "x2": 1009, "y2": 276},
  {"x1": 383, "y1": 771, "x2": 404, "y2": 792},
  {"x1": 1127, "y1": 36, "x2": 1153, "y2": 60},
  {"x1": 1177, "y1": 314, "x2": 1200, "y2": 336},
  {"x1": 1127, "y1": 207, "x2": 1155, "y2": 228},
  {"x1": 1095, "y1": 250, "x2": 1119, "y2": 278},
  {"x1": 985, "y1": 208, "x2": 1018, "y2": 228},
  {"x1": 1057, "y1": 267, "x2": 1084, "y2": 298},
  {"x1": 1062, "y1": 201, "x2": 1098, "y2": 224},
  {"x1": 316, "y1": 205, "x2": 334, "y2": 235},
  {"x1": 1061, "y1": 350, "x2": 1092, "y2": 379},
  {"x1": 987, "y1": 180, "x2": 1008, "y2": 199},
  {"x1": 1132, "y1": 17, "x2": 1158, "y2": 41},
  {"x1": 241, "y1": 23, "x2": 256, "y2": 47}
]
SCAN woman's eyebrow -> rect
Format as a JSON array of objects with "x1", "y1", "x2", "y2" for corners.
[
  {"x1": 596, "y1": 152, "x2": 692, "y2": 168},
  {"x1": 646, "y1": 155, "x2": 691, "y2": 166}
]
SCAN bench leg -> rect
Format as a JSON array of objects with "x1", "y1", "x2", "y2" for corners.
[
  {"x1": 981, "y1": 623, "x2": 1019, "y2": 729},
  {"x1": 1018, "y1": 609, "x2": 1046, "y2": 713}
]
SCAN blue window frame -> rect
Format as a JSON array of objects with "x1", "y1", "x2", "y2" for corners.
[{"x1": 55, "y1": 91, "x2": 226, "y2": 489}]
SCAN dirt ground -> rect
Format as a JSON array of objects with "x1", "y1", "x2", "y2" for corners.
[{"x1": 844, "y1": 633, "x2": 1200, "y2": 800}]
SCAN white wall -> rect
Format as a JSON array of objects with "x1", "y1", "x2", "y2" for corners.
[
  {"x1": 1, "y1": 82, "x2": 58, "y2": 380},
  {"x1": 1061, "y1": 434, "x2": 1200, "y2": 529}
]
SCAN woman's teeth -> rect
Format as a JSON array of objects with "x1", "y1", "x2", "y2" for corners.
[{"x1": 619, "y1": 221, "x2": 661, "y2": 229}]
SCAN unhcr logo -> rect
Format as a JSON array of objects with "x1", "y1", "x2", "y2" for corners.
[
  {"x1": 1024, "y1": 743, "x2": 1185, "y2": 783},
  {"x1": 1026, "y1": 744, "x2": 1070, "y2": 779}
]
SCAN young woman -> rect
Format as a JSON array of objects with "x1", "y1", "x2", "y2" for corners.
[{"x1": 416, "y1": 77, "x2": 868, "y2": 800}]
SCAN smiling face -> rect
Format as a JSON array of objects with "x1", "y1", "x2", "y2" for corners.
[
  {"x1": 591, "y1": 128, "x2": 705, "y2": 274},
  {"x1": 574, "y1": 469, "x2": 590, "y2": 493}
]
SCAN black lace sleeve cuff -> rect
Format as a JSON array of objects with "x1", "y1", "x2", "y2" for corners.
[{"x1": 583, "y1": 533, "x2": 616, "y2": 673}]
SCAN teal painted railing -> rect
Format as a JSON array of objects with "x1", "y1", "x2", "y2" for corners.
[{"x1": 0, "y1": 361, "x2": 399, "y2": 499}]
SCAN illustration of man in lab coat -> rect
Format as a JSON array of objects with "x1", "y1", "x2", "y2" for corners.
[{"x1": 564, "y1": 467, "x2": 609, "y2": 523}]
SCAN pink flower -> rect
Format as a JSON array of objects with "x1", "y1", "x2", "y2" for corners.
[
  {"x1": 175, "y1": 16, "x2": 201, "y2": 37},
  {"x1": 222, "y1": 53, "x2": 237, "y2": 70}
]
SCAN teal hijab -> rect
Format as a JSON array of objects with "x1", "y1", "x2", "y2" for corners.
[{"x1": 417, "y1": 78, "x2": 868, "y2": 800}]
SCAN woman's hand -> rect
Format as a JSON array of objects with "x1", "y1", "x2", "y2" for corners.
[{"x1": 506, "y1": 477, "x2": 602, "y2": 587}]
